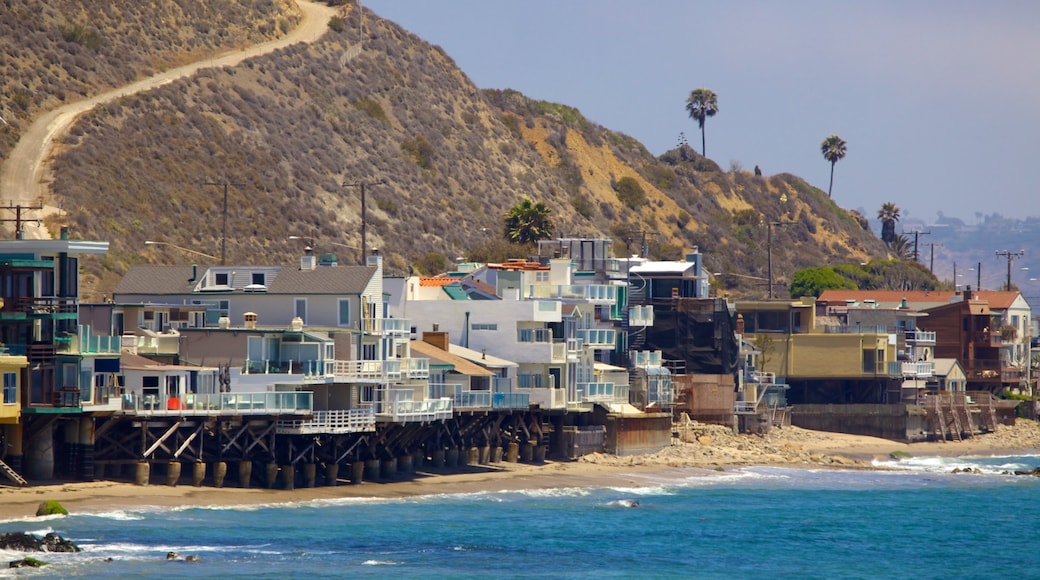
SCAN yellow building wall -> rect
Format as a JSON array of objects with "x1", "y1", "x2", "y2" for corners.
[
  {"x1": 0, "y1": 354, "x2": 29, "y2": 424},
  {"x1": 750, "y1": 332, "x2": 895, "y2": 380}
]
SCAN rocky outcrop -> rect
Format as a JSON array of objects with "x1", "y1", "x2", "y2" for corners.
[{"x1": 0, "y1": 532, "x2": 81, "y2": 553}]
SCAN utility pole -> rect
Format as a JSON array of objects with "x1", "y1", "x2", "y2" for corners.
[
  {"x1": 204, "y1": 180, "x2": 244, "y2": 265},
  {"x1": 996, "y1": 249, "x2": 1025, "y2": 290},
  {"x1": 0, "y1": 201, "x2": 44, "y2": 239},
  {"x1": 924, "y1": 242, "x2": 943, "y2": 274},
  {"x1": 343, "y1": 179, "x2": 385, "y2": 266},
  {"x1": 902, "y1": 229, "x2": 931, "y2": 262},
  {"x1": 624, "y1": 229, "x2": 659, "y2": 259},
  {"x1": 767, "y1": 221, "x2": 791, "y2": 299}
]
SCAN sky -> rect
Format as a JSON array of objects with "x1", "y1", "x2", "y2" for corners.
[{"x1": 364, "y1": 0, "x2": 1040, "y2": 225}]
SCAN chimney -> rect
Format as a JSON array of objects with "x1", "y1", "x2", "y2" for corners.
[
  {"x1": 735, "y1": 313, "x2": 745, "y2": 335},
  {"x1": 423, "y1": 325, "x2": 450, "y2": 351},
  {"x1": 244, "y1": 312, "x2": 257, "y2": 330},
  {"x1": 300, "y1": 245, "x2": 316, "y2": 271}
]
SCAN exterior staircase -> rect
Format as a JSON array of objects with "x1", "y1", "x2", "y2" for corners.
[{"x1": 0, "y1": 459, "x2": 28, "y2": 486}]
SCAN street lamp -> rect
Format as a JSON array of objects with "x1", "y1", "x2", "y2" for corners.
[
  {"x1": 144, "y1": 240, "x2": 218, "y2": 261},
  {"x1": 342, "y1": 179, "x2": 386, "y2": 266}
]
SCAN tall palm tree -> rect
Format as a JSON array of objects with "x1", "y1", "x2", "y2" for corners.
[
  {"x1": 503, "y1": 198, "x2": 554, "y2": 244},
  {"x1": 685, "y1": 88, "x2": 718, "y2": 156},
  {"x1": 820, "y1": 135, "x2": 847, "y2": 198},
  {"x1": 877, "y1": 202, "x2": 901, "y2": 244}
]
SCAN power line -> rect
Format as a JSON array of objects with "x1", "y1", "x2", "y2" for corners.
[{"x1": 995, "y1": 249, "x2": 1025, "y2": 290}]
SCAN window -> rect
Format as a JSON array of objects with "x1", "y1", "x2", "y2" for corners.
[
  {"x1": 535, "y1": 271, "x2": 549, "y2": 283},
  {"x1": 362, "y1": 344, "x2": 377, "y2": 360},
  {"x1": 472, "y1": 323, "x2": 498, "y2": 331},
  {"x1": 251, "y1": 272, "x2": 265, "y2": 285},
  {"x1": 338, "y1": 299, "x2": 351, "y2": 327},
  {"x1": 215, "y1": 272, "x2": 229, "y2": 286},
  {"x1": 2, "y1": 372, "x2": 15, "y2": 404},
  {"x1": 294, "y1": 298, "x2": 307, "y2": 324}
]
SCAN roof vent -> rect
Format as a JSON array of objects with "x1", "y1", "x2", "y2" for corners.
[
  {"x1": 218, "y1": 316, "x2": 230, "y2": 329},
  {"x1": 290, "y1": 317, "x2": 304, "y2": 331},
  {"x1": 244, "y1": 312, "x2": 257, "y2": 330}
]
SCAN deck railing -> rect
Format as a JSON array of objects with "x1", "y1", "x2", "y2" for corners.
[
  {"x1": 493, "y1": 392, "x2": 530, "y2": 409},
  {"x1": 123, "y1": 391, "x2": 312, "y2": 416},
  {"x1": 330, "y1": 358, "x2": 430, "y2": 381},
  {"x1": 278, "y1": 408, "x2": 375, "y2": 434},
  {"x1": 244, "y1": 359, "x2": 331, "y2": 378}
]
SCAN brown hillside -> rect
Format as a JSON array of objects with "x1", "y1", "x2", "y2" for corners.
[{"x1": 21, "y1": 3, "x2": 888, "y2": 299}]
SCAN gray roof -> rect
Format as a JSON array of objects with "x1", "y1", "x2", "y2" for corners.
[
  {"x1": 114, "y1": 266, "x2": 197, "y2": 295},
  {"x1": 114, "y1": 265, "x2": 375, "y2": 296}
]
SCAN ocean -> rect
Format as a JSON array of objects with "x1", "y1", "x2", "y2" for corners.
[{"x1": 3, "y1": 454, "x2": 1040, "y2": 579}]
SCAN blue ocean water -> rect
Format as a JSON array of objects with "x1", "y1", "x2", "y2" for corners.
[{"x1": 4, "y1": 455, "x2": 1040, "y2": 579}]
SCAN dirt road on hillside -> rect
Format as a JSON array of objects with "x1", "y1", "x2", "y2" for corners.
[{"x1": 0, "y1": 0, "x2": 338, "y2": 239}]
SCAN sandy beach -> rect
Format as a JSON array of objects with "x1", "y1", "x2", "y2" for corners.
[{"x1": 3, "y1": 420, "x2": 1040, "y2": 521}]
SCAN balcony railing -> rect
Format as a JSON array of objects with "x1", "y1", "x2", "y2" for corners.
[
  {"x1": 576, "y1": 329, "x2": 616, "y2": 349},
  {"x1": 972, "y1": 331, "x2": 1002, "y2": 347},
  {"x1": 518, "y1": 328, "x2": 553, "y2": 343},
  {"x1": 822, "y1": 324, "x2": 888, "y2": 335},
  {"x1": 633, "y1": 351, "x2": 663, "y2": 367},
  {"x1": 362, "y1": 317, "x2": 411, "y2": 336},
  {"x1": 904, "y1": 329, "x2": 936, "y2": 344},
  {"x1": 576, "y1": 381, "x2": 618, "y2": 402},
  {"x1": 493, "y1": 392, "x2": 530, "y2": 409},
  {"x1": 244, "y1": 359, "x2": 331, "y2": 378},
  {"x1": 124, "y1": 391, "x2": 313, "y2": 416},
  {"x1": 551, "y1": 342, "x2": 567, "y2": 363},
  {"x1": 329, "y1": 358, "x2": 429, "y2": 381},
  {"x1": 628, "y1": 305, "x2": 654, "y2": 327},
  {"x1": 11, "y1": 297, "x2": 77, "y2": 315},
  {"x1": 901, "y1": 361, "x2": 935, "y2": 378},
  {"x1": 278, "y1": 408, "x2": 375, "y2": 434},
  {"x1": 527, "y1": 284, "x2": 617, "y2": 304},
  {"x1": 380, "y1": 393, "x2": 453, "y2": 422}
]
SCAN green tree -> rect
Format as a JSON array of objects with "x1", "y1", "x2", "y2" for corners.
[
  {"x1": 820, "y1": 135, "x2": 847, "y2": 198},
  {"x1": 685, "y1": 88, "x2": 718, "y2": 156},
  {"x1": 789, "y1": 266, "x2": 857, "y2": 298},
  {"x1": 887, "y1": 234, "x2": 914, "y2": 260},
  {"x1": 877, "y1": 202, "x2": 901, "y2": 244},
  {"x1": 614, "y1": 176, "x2": 646, "y2": 209},
  {"x1": 503, "y1": 198, "x2": 555, "y2": 244}
]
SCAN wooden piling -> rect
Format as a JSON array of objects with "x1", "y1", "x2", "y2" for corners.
[
  {"x1": 303, "y1": 463, "x2": 316, "y2": 488},
  {"x1": 134, "y1": 461, "x2": 150, "y2": 486},
  {"x1": 213, "y1": 462, "x2": 227, "y2": 488},
  {"x1": 238, "y1": 460, "x2": 252, "y2": 488},
  {"x1": 192, "y1": 462, "x2": 206, "y2": 486},
  {"x1": 165, "y1": 461, "x2": 181, "y2": 486},
  {"x1": 325, "y1": 463, "x2": 339, "y2": 486}
]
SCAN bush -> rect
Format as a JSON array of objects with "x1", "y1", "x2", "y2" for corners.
[
  {"x1": 400, "y1": 135, "x2": 434, "y2": 169},
  {"x1": 328, "y1": 16, "x2": 345, "y2": 32},
  {"x1": 351, "y1": 98, "x2": 387, "y2": 123},
  {"x1": 614, "y1": 176, "x2": 646, "y2": 210},
  {"x1": 36, "y1": 500, "x2": 69, "y2": 516}
]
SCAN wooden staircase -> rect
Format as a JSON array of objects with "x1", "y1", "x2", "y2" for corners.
[{"x1": 0, "y1": 459, "x2": 28, "y2": 486}]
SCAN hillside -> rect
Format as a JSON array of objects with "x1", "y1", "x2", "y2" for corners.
[{"x1": 5, "y1": 2, "x2": 891, "y2": 300}]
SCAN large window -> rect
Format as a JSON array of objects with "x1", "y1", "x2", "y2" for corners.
[
  {"x1": 2, "y1": 372, "x2": 15, "y2": 404},
  {"x1": 295, "y1": 298, "x2": 307, "y2": 324}
]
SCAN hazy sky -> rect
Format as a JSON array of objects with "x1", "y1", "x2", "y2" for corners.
[{"x1": 364, "y1": 1, "x2": 1040, "y2": 224}]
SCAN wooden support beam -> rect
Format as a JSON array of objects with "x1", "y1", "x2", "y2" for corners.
[
  {"x1": 243, "y1": 421, "x2": 277, "y2": 455},
  {"x1": 221, "y1": 422, "x2": 253, "y2": 456},
  {"x1": 143, "y1": 420, "x2": 183, "y2": 458},
  {"x1": 291, "y1": 441, "x2": 315, "y2": 465},
  {"x1": 335, "y1": 436, "x2": 367, "y2": 464},
  {"x1": 174, "y1": 424, "x2": 203, "y2": 458}
]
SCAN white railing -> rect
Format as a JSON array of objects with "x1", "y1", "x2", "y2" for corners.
[
  {"x1": 576, "y1": 329, "x2": 616, "y2": 348},
  {"x1": 518, "y1": 328, "x2": 553, "y2": 343},
  {"x1": 244, "y1": 359, "x2": 331, "y2": 378},
  {"x1": 278, "y1": 408, "x2": 375, "y2": 434},
  {"x1": 383, "y1": 397, "x2": 453, "y2": 422},
  {"x1": 628, "y1": 305, "x2": 654, "y2": 327},
  {"x1": 527, "y1": 284, "x2": 617, "y2": 304},
  {"x1": 124, "y1": 391, "x2": 312, "y2": 416},
  {"x1": 362, "y1": 318, "x2": 412, "y2": 336},
  {"x1": 333, "y1": 359, "x2": 396, "y2": 380},
  {"x1": 633, "y1": 350, "x2": 663, "y2": 367},
  {"x1": 429, "y1": 383, "x2": 494, "y2": 409},
  {"x1": 901, "y1": 361, "x2": 935, "y2": 378},
  {"x1": 576, "y1": 382, "x2": 617, "y2": 402},
  {"x1": 403, "y1": 357, "x2": 430, "y2": 379},
  {"x1": 905, "y1": 329, "x2": 936, "y2": 344},
  {"x1": 551, "y1": 342, "x2": 567, "y2": 363}
]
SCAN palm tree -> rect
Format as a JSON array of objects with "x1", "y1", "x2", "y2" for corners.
[
  {"x1": 820, "y1": 135, "x2": 847, "y2": 198},
  {"x1": 685, "y1": 88, "x2": 718, "y2": 156},
  {"x1": 503, "y1": 198, "x2": 554, "y2": 244},
  {"x1": 888, "y1": 234, "x2": 914, "y2": 260},
  {"x1": 877, "y1": 202, "x2": 901, "y2": 244}
]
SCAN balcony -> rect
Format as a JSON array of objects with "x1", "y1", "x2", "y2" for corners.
[
  {"x1": 527, "y1": 284, "x2": 617, "y2": 304},
  {"x1": 244, "y1": 359, "x2": 332, "y2": 379},
  {"x1": 493, "y1": 392, "x2": 530, "y2": 409},
  {"x1": 960, "y1": 360, "x2": 1021, "y2": 382},
  {"x1": 901, "y1": 361, "x2": 935, "y2": 378},
  {"x1": 575, "y1": 329, "x2": 617, "y2": 349},
  {"x1": 550, "y1": 342, "x2": 567, "y2": 363},
  {"x1": 278, "y1": 408, "x2": 375, "y2": 434},
  {"x1": 821, "y1": 324, "x2": 888, "y2": 335},
  {"x1": 517, "y1": 328, "x2": 553, "y2": 344},
  {"x1": 6, "y1": 297, "x2": 78, "y2": 318},
  {"x1": 122, "y1": 333, "x2": 180, "y2": 356},
  {"x1": 378, "y1": 390, "x2": 453, "y2": 422},
  {"x1": 362, "y1": 317, "x2": 411, "y2": 337},
  {"x1": 576, "y1": 382, "x2": 618, "y2": 402},
  {"x1": 124, "y1": 391, "x2": 313, "y2": 417},
  {"x1": 628, "y1": 305, "x2": 654, "y2": 327},
  {"x1": 329, "y1": 358, "x2": 429, "y2": 382},
  {"x1": 972, "y1": 331, "x2": 1002, "y2": 347},
  {"x1": 633, "y1": 351, "x2": 663, "y2": 367},
  {"x1": 904, "y1": 329, "x2": 936, "y2": 345}
]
